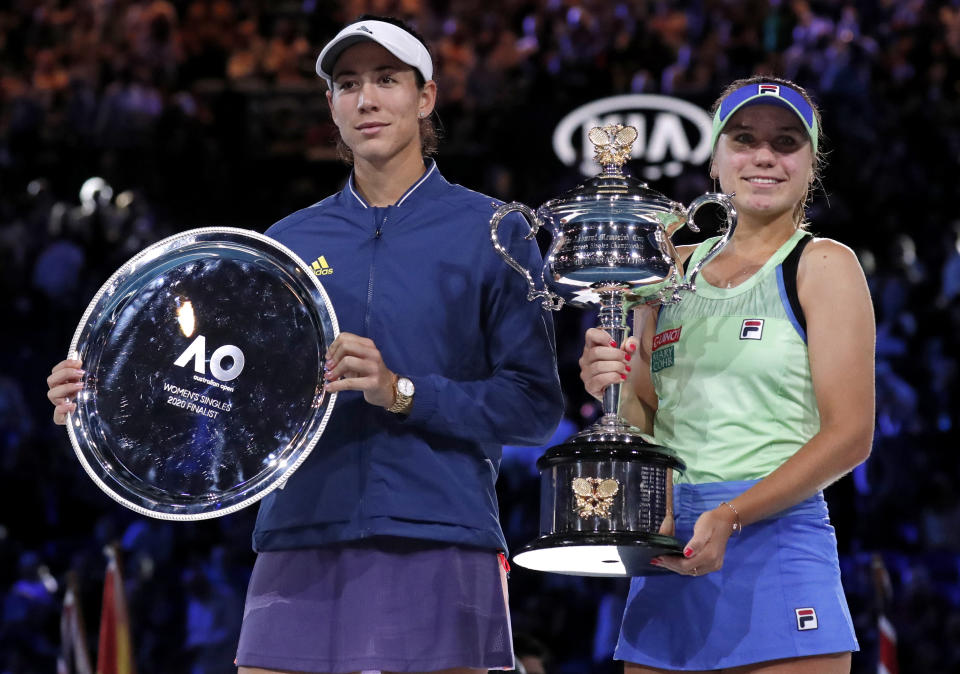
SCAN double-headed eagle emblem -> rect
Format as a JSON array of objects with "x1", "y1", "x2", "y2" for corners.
[{"x1": 572, "y1": 477, "x2": 620, "y2": 519}]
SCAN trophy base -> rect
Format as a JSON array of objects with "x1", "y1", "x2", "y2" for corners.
[
  {"x1": 566, "y1": 414, "x2": 656, "y2": 446},
  {"x1": 512, "y1": 532, "x2": 683, "y2": 577},
  {"x1": 525, "y1": 433, "x2": 686, "y2": 577}
]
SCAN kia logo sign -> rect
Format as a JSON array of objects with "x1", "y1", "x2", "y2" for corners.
[{"x1": 553, "y1": 94, "x2": 713, "y2": 179}]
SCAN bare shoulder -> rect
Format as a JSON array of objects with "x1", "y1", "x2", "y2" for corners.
[
  {"x1": 797, "y1": 237, "x2": 871, "y2": 305},
  {"x1": 801, "y1": 236, "x2": 860, "y2": 264},
  {"x1": 798, "y1": 237, "x2": 865, "y2": 282},
  {"x1": 676, "y1": 243, "x2": 700, "y2": 264}
]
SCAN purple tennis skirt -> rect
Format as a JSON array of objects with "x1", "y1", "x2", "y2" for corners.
[{"x1": 235, "y1": 536, "x2": 514, "y2": 673}]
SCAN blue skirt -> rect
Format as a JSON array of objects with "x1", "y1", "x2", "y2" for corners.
[
  {"x1": 615, "y1": 480, "x2": 858, "y2": 670},
  {"x1": 236, "y1": 537, "x2": 514, "y2": 673}
]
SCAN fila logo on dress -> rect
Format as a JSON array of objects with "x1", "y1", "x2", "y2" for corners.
[
  {"x1": 795, "y1": 607, "x2": 818, "y2": 631},
  {"x1": 740, "y1": 319, "x2": 764, "y2": 340}
]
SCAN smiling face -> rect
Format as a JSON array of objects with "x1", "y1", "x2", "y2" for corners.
[
  {"x1": 712, "y1": 104, "x2": 814, "y2": 224},
  {"x1": 326, "y1": 41, "x2": 436, "y2": 169}
]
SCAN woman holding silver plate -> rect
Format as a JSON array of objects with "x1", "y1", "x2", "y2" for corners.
[
  {"x1": 579, "y1": 77, "x2": 875, "y2": 672},
  {"x1": 47, "y1": 14, "x2": 563, "y2": 674}
]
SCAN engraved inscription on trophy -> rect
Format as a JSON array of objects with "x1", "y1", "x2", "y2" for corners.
[{"x1": 638, "y1": 470, "x2": 654, "y2": 531}]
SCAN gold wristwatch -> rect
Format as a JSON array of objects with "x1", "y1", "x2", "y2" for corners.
[{"x1": 387, "y1": 375, "x2": 415, "y2": 414}]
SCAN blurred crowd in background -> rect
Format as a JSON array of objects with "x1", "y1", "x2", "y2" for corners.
[{"x1": 2, "y1": 0, "x2": 960, "y2": 672}]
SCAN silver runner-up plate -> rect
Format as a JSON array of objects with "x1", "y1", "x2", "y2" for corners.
[{"x1": 66, "y1": 227, "x2": 339, "y2": 521}]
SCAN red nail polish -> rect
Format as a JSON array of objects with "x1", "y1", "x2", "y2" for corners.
[
  {"x1": 609, "y1": 340, "x2": 617, "y2": 347},
  {"x1": 625, "y1": 353, "x2": 632, "y2": 361},
  {"x1": 649, "y1": 558, "x2": 661, "y2": 566},
  {"x1": 625, "y1": 365, "x2": 631, "y2": 372},
  {"x1": 683, "y1": 548, "x2": 693, "y2": 558},
  {"x1": 629, "y1": 343, "x2": 637, "y2": 352},
  {"x1": 620, "y1": 373, "x2": 627, "y2": 380}
]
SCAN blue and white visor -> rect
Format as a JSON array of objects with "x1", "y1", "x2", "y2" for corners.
[{"x1": 711, "y1": 83, "x2": 818, "y2": 154}]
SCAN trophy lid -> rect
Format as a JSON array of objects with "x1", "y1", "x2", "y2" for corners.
[
  {"x1": 66, "y1": 227, "x2": 338, "y2": 521},
  {"x1": 540, "y1": 124, "x2": 685, "y2": 223}
]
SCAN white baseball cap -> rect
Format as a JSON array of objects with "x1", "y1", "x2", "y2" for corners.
[{"x1": 316, "y1": 20, "x2": 434, "y2": 87}]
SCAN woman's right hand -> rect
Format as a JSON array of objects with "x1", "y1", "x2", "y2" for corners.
[
  {"x1": 47, "y1": 359, "x2": 84, "y2": 425},
  {"x1": 578, "y1": 328, "x2": 637, "y2": 401}
]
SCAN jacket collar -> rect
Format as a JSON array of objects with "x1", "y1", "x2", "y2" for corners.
[{"x1": 345, "y1": 159, "x2": 443, "y2": 209}]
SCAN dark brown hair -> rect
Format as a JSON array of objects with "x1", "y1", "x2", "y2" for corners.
[{"x1": 331, "y1": 15, "x2": 438, "y2": 164}]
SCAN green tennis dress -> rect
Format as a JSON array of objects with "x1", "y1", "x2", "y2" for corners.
[{"x1": 615, "y1": 230, "x2": 859, "y2": 670}]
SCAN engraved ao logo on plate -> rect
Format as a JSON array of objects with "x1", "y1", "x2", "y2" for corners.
[{"x1": 174, "y1": 335, "x2": 245, "y2": 381}]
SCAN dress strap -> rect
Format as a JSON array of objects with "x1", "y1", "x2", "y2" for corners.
[{"x1": 776, "y1": 233, "x2": 813, "y2": 340}]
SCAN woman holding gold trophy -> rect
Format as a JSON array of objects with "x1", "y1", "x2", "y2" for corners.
[{"x1": 579, "y1": 77, "x2": 875, "y2": 672}]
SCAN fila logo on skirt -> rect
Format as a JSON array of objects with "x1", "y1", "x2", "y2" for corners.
[
  {"x1": 795, "y1": 607, "x2": 818, "y2": 631},
  {"x1": 740, "y1": 319, "x2": 764, "y2": 340}
]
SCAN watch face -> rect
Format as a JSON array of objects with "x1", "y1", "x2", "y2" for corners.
[{"x1": 397, "y1": 378, "x2": 415, "y2": 396}]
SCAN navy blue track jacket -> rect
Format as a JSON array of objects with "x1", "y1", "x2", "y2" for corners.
[{"x1": 252, "y1": 162, "x2": 564, "y2": 553}]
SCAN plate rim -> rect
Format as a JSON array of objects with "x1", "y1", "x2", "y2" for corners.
[{"x1": 65, "y1": 226, "x2": 339, "y2": 521}]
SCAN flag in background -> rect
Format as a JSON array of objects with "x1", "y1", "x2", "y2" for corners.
[
  {"x1": 97, "y1": 546, "x2": 136, "y2": 674},
  {"x1": 877, "y1": 614, "x2": 898, "y2": 674},
  {"x1": 872, "y1": 553, "x2": 898, "y2": 674},
  {"x1": 57, "y1": 571, "x2": 93, "y2": 674}
]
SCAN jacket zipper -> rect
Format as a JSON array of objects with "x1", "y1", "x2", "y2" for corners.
[
  {"x1": 364, "y1": 212, "x2": 385, "y2": 334},
  {"x1": 359, "y1": 210, "x2": 386, "y2": 534}
]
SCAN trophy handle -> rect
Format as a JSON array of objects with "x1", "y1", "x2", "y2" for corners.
[
  {"x1": 646, "y1": 226, "x2": 686, "y2": 305},
  {"x1": 490, "y1": 202, "x2": 564, "y2": 311},
  {"x1": 681, "y1": 192, "x2": 738, "y2": 292}
]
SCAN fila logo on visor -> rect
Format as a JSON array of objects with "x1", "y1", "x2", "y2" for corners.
[
  {"x1": 759, "y1": 84, "x2": 780, "y2": 95},
  {"x1": 795, "y1": 607, "x2": 818, "y2": 631},
  {"x1": 740, "y1": 319, "x2": 764, "y2": 340}
]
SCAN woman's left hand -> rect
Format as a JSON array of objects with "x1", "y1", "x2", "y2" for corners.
[
  {"x1": 323, "y1": 333, "x2": 397, "y2": 408},
  {"x1": 650, "y1": 505, "x2": 737, "y2": 577}
]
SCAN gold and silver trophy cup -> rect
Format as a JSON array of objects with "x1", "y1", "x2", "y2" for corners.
[{"x1": 491, "y1": 125, "x2": 736, "y2": 576}]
